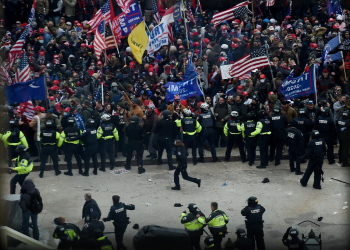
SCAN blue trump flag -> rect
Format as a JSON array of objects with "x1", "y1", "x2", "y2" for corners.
[
  {"x1": 127, "y1": 1, "x2": 143, "y2": 26},
  {"x1": 327, "y1": 0, "x2": 342, "y2": 16},
  {"x1": 165, "y1": 77, "x2": 203, "y2": 102},
  {"x1": 322, "y1": 35, "x2": 342, "y2": 65},
  {"x1": 182, "y1": 53, "x2": 198, "y2": 82},
  {"x1": 279, "y1": 67, "x2": 316, "y2": 100},
  {"x1": 5, "y1": 76, "x2": 46, "y2": 104}
]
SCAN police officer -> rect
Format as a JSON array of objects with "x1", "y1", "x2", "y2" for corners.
[
  {"x1": 154, "y1": 110, "x2": 178, "y2": 170},
  {"x1": 81, "y1": 119, "x2": 101, "y2": 176},
  {"x1": 300, "y1": 130, "x2": 326, "y2": 189},
  {"x1": 290, "y1": 109, "x2": 313, "y2": 156},
  {"x1": 102, "y1": 195, "x2": 135, "y2": 250},
  {"x1": 204, "y1": 236, "x2": 215, "y2": 249},
  {"x1": 198, "y1": 202, "x2": 229, "y2": 250},
  {"x1": 58, "y1": 117, "x2": 83, "y2": 176},
  {"x1": 241, "y1": 112, "x2": 261, "y2": 166},
  {"x1": 39, "y1": 120, "x2": 61, "y2": 178},
  {"x1": 180, "y1": 203, "x2": 205, "y2": 250},
  {"x1": 233, "y1": 228, "x2": 254, "y2": 250},
  {"x1": 97, "y1": 114, "x2": 119, "y2": 171},
  {"x1": 176, "y1": 108, "x2": 202, "y2": 165},
  {"x1": 172, "y1": 140, "x2": 201, "y2": 190},
  {"x1": 314, "y1": 107, "x2": 336, "y2": 164},
  {"x1": 256, "y1": 110, "x2": 271, "y2": 169},
  {"x1": 336, "y1": 111, "x2": 350, "y2": 167},
  {"x1": 94, "y1": 229, "x2": 113, "y2": 250},
  {"x1": 125, "y1": 116, "x2": 145, "y2": 174},
  {"x1": 282, "y1": 227, "x2": 305, "y2": 250},
  {"x1": 9, "y1": 145, "x2": 33, "y2": 194},
  {"x1": 241, "y1": 196, "x2": 266, "y2": 250},
  {"x1": 268, "y1": 106, "x2": 288, "y2": 166},
  {"x1": 224, "y1": 111, "x2": 247, "y2": 162},
  {"x1": 197, "y1": 103, "x2": 218, "y2": 162},
  {"x1": 1, "y1": 119, "x2": 29, "y2": 168},
  {"x1": 53, "y1": 218, "x2": 81, "y2": 249},
  {"x1": 286, "y1": 126, "x2": 304, "y2": 175},
  {"x1": 83, "y1": 212, "x2": 105, "y2": 238}
]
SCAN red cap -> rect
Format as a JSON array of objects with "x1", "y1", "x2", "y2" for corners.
[
  {"x1": 242, "y1": 91, "x2": 248, "y2": 97},
  {"x1": 191, "y1": 32, "x2": 199, "y2": 36},
  {"x1": 235, "y1": 19, "x2": 240, "y2": 23},
  {"x1": 54, "y1": 54, "x2": 59, "y2": 59},
  {"x1": 329, "y1": 18, "x2": 334, "y2": 22},
  {"x1": 322, "y1": 68, "x2": 328, "y2": 73},
  {"x1": 81, "y1": 43, "x2": 86, "y2": 48},
  {"x1": 74, "y1": 20, "x2": 79, "y2": 25},
  {"x1": 39, "y1": 28, "x2": 44, "y2": 33},
  {"x1": 333, "y1": 24, "x2": 339, "y2": 29},
  {"x1": 218, "y1": 57, "x2": 226, "y2": 62},
  {"x1": 178, "y1": 72, "x2": 183, "y2": 76},
  {"x1": 39, "y1": 51, "x2": 45, "y2": 56},
  {"x1": 50, "y1": 86, "x2": 59, "y2": 91},
  {"x1": 268, "y1": 91, "x2": 274, "y2": 96},
  {"x1": 40, "y1": 107, "x2": 46, "y2": 112},
  {"x1": 231, "y1": 43, "x2": 238, "y2": 48},
  {"x1": 310, "y1": 43, "x2": 317, "y2": 48},
  {"x1": 237, "y1": 86, "x2": 243, "y2": 90},
  {"x1": 49, "y1": 96, "x2": 55, "y2": 101},
  {"x1": 193, "y1": 41, "x2": 200, "y2": 47},
  {"x1": 221, "y1": 26, "x2": 227, "y2": 30},
  {"x1": 22, "y1": 23, "x2": 27, "y2": 28},
  {"x1": 129, "y1": 61, "x2": 135, "y2": 68},
  {"x1": 39, "y1": 36, "x2": 43, "y2": 40},
  {"x1": 53, "y1": 80, "x2": 60, "y2": 85},
  {"x1": 97, "y1": 61, "x2": 103, "y2": 65},
  {"x1": 63, "y1": 107, "x2": 70, "y2": 112},
  {"x1": 260, "y1": 74, "x2": 266, "y2": 79},
  {"x1": 203, "y1": 38, "x2": 210, "y2": 43},
  {"x1": 77, "y1": 23, "x2": 83, "y2": 27},
  {"x1": 88, "y1": 45, "x2": 93, "y2": 49},
  {"x1": 346, "y1": 62, "x2": 350, "y2": 69},
  {"x1": 179, "y1": 45, "x2": 184, "y2": 49},
  {"x1": 195, "y1": 49, "x2": 199, "y2": 53}
]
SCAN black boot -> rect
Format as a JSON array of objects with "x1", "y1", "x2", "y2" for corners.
[
  {"x1": 169, "y1": 165, "x2": 176, "y2": 170},
  {"x1": 55, "y1": 170, "x2": 61, "y2": 176},
  {"x1": 157, "y1": 160, "x2": 163, "y2": 165},
  {"x1": 198, "y1": 157, "x2": 204, "y2": 163},
  {"x1": 256, "y1": 165, "x2": 266, "y2": 169},
  {"x1": 82, "y1": 172, "x2": 89, "y2": 176},
  {"x1": 39, "y1": 171, "x2": 44, "y2": 178},
  {"x1": 110, "y1": 166, "x2": 114, "y2": 170},
  {"x1": 93, "y1": 169, "x2": 98, "y2": 175},
  {"x1": 193, "y1": 159, "x2": 197, "y2": 165},
  {"x1": 171, "y1": 186, "x2": 181, "y2": 190},
  {"x1": 125, "y1": 166, "x2": 131, "y2": 170},
  {"x1": 213, "y1": 157, "x2": 218, "y2": 162},
  {"x1": 79, "y1": 169, "x2": 83, "y2": 175},
  {"x1": 295, "y1": 171, "x2": 304, "y2": 175},
  {"x1": 197, "y1": 179, "x2": 201, "y2": 188},
  {"x1": 138, "y1": 167, "x2": 145, "y2": 174},
  {"x1": 99, "y1": 168, "x2": 106, "y2": 172},
  {"x1": 64, "y1": 171, "x2": 73, "y2": 176}
]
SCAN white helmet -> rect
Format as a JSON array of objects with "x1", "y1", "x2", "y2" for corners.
[
  {"x1": 336, "y1": 15, "x2": 343, "y2": 21},
  {"x1": 200, "y1": 103, "x2": 209, "y2": 110},
  {"x1": 101, "y1": 114, "x2": 111, "y2": 121},
  {"x1": 183, "y1": 108, "x2": 192, "y2": 116},
  {"x1": 231, "y1": 111, "x2": 239, "y2": 117}
]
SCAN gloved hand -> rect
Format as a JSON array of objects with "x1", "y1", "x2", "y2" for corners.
[{"x1": 286, "y1": 227, "x2": 292, "y2": 234}]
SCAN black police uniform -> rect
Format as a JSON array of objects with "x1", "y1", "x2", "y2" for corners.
[
  {"x1": 336, "y1": 117, "x2": 350, "y2": 166},
  {"x1": 173, "y1": 146, "x2": 201, "y2": 189},
  {"x1": 154, "y1": 117, "x2": 178, "y2": 168},
  {"x1": 99, "y1": 121, "x2": 117, "y2": 170},
  {"x1": 241, "y1": 204, "x2": 266, "y2": 250},
  {"x1": 82, "y1": 199, "x2": 101, "y2": 223},
  {"x1": 84, "y1": 220, "x2": 105, "y2": 239},
  {"x1": 81, "y1": 126, "x2": 99, "y2": 175},
  {"x1": 242, "y1": 120, "x2": 258, "y2": 165},
  {"x1": 233, "y1": 237, "x2": 255, "y2": 250},
  {"x1": 39, "y1": 128, "x2": 60, "y2": 176},
  {"x1": 181, "y1": 117, "x2": 200, "y2": 165},
  {"x1": 103, "y1": 202, "x2": 135, "y2": 250},
  {"x1": 60, "y1": 125, "x2": 83, "y2": 174},
  {"x1": 300, "y1": 138, "x2": 327, "y2": 189},
  {"x1": 268, "y1": 113, "x2": 288, "y2": 165},
  {"x1": 224, "y1": 118, "x2": 246, "y2": 162},
  {"x1": 257, "y1": 118, "x2": 271, "y2": 168},
  {"x1": 290, "y1": 116, "x2": 313, "y2": 154},
  {"x1": 282, "y1": 229, "x2": 305, "y2": 250},
  {"x1": 197, "y1": 111, "x2": 217, "y2": 161},
  {"x1": 314, "y1": 114, "x2": 336, "y2": 164},
  {"x1": 286, "y1": 127, "x2": 304, "y2": 174},
  {"x1": 125, "y1": 121, "x2": 144, "y2": 169}
]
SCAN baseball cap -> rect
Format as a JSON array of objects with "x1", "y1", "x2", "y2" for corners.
[
  {"x1": 66, "y1": 22, "x2": 72, "y2": 26},
  {"x1": 307, "y1": 100, "x2": 314, "y2": 105}
]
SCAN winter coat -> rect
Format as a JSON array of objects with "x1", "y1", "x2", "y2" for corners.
[
  {"x1": 63, "y1": 0, "x2": 76, "y2": 16},
  {"x1": 19, "y1": 179, "x2": 40, "y2": 212},
  {"x1": 35, "y1": 0, "x2": 49, "y2": 14},
  {"x1": 207, "y1": 44, "x2": 221, "y2": 65}
]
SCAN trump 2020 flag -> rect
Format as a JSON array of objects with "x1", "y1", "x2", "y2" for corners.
[
  {"x1": 321, "y1": 35, "x2": 342, "y2": 65},
  {"x1": 5, "y1": 76, "x2": 46, "y2": 104},
  {"x1": 146, "y1": 22, "x2": 169, "y2": 56},
  {"x1": 165, "y1": 77, "x2": 203, "y2": 102},
  {"x1": 279, "y1": 67, "x2": 316, "y2": 100}
]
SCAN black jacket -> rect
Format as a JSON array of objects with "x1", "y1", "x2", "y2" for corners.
[
  {"x1": 82, "y1": 199, "x2": 101, "y2": 223},
  {"x1": 19, "y1": 179, "x2": 40, "y2": 212}
]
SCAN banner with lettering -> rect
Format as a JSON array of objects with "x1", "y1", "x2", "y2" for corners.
[
  {"x1": 164, "y1": 77, "x2": 203, "y2": 102},
  {"x1": 146, "y1": 22, "x2": 169, "y2": 55}
]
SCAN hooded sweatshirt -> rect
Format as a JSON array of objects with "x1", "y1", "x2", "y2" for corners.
[{"x1": 19, "y1": 179, "x2": 40, "y2": 212}]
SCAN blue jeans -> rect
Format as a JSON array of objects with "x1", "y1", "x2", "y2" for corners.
[
  {"x1": 48, "y1": 16, "x2": 60, "y2": 26},
  {"x1": 22, "y1": 210, "x2": 39, "y2": 240}
]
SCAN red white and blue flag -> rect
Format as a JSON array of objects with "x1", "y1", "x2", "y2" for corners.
[
  {"x1": 87, "y1": 0, "x2": 115, "y2": 31},
  {"x1": 152, "y1": 0, "x2": 160, "y2": 24},
  {"x1": 15, "y1": 51, "x2": 30, "y2": 83},
  {"x1": 27, "y1": 0, "x2": 36, "y2": 36},
  {"x1": 93, "y1": 20, "x2": 107, "y2": 60},
  {"x1": 186, "y1": 0, "x2": 196, "y2": 24},
  {"x1": 116, "y1": 0, "x2": 134, "y2": 14},
  {"x1": 8, "y1": 27, "x2": 28, "y2": 70}
]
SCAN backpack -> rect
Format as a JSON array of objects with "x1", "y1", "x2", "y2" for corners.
[
  {"x1": 29, "y1": 190, "x2": 43, "y2": 215},
  {"x1": 89, "y1": 109, "x2": 101, "y2": 128}
]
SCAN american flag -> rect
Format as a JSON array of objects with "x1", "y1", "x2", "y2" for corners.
[
  {"x1": 0, "y1": 65, "x2": 12, "y2": 85},
  {"x1": 116, "y1": 0, "x2": 133, "y2": 14},
  {"x1": 15, "y1": 51, "x2": 30, "y2": 83},
  {"x1": 186, "y1": 0, "x2": 196, "y2": 24},
  {"x1": 105, "y1": 23, "x2": 116, "y2": 49},
  {"x1": 229, "y1": 48, "x2": 269, "y2": 78},
  {"x1": 27, "y1": 0, "x2": 36, "y2": 36},
  {"x1": 111, "y1": 15, "x2": 122, "y2": 45},
  {"x1": 87, "y1": 0, "x2": 115, "y2": 31},
  {"x1": 8, "y1": 28, "x2": 28, "y2": 70},
  {"x1": 212, "y1": 1, "x2": 251, "y2": 27},
  {"x1": 152, "y1": 0, "x2": 160, "y2": 24},
  {"x1": 266, "y1": 0, "x2": 275, "y2": 7},
  {"x1": 238, "y1": 73, "x2": 251, "y2": 81},
  {"x1": 93, "y1": 20, "x2": 107, "y2": 60}
]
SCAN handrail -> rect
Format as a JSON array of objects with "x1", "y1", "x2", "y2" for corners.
[{"x1": 0, "y1": 226, "x2": 55, "y2": 249}]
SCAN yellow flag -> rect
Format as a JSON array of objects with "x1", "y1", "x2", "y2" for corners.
[{"x1": 128, "y1": 21, "x2": 149, "y2": 64}]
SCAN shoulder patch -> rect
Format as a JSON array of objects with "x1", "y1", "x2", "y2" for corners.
[
  {"x1": 183, "y1": 216, "x2": 187, "y2": 220},
  {"x1": 21, "y1": 160, "x2": 25, "y2": 164},
  {"x1": 178, "y1": 152, "x2": 181, "y2": 155}
]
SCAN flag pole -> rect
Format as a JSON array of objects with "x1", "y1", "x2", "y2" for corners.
[
  {"x1": 108, "y1": 21, "x2": 120, "y2": 57},
  {"x1": 339, "y1": 35, "x2": 347, "y2": 81},
  {"x1": 138, "y1": 2, "x2": 150, "y2": 33},
  {"x1": 251, "y1": 1, "x2": 255, "y2": 30},
  {"x1": 197, "y1": 0, "x2": 203, "y2": 15},
  {"x1": 264, "y1": 41, "x2": 275, "y2": 90},
  {"x1": 101, "y1": 82, "x2": 104, "y2": 105},
  {"x1": 44, "y1": 76, "x2": 49, "y2": 111},
  {"x1": 181, "y1": 0, "x2": 190, "y2": 49},
  {"x1": 313, "y1": 64, "x2": 317, "y2": 104}
]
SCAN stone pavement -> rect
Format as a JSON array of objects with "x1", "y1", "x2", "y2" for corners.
[{"x1": 1, "y1": 155, "x2": 349, "y2": 249}]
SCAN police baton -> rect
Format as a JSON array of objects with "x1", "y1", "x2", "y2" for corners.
[
  {"x1": 331, "y1": 178, "x2": 350, "y2": 185},
  {"x1": 203, "y1": 228, "x2": 210, "y2": 236}
]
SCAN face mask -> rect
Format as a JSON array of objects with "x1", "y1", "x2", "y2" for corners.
[
  {"x1": 338, "y1": 20, "x2": 342, "y2": 23},
  {"x1": 39, "y1": 40, "x2": 44, "y2": 43},
  {"x1": 63, "y1": 112, "x2": 67, "y2": 115},
  {"x1": 112, "y1": 87, "x2": 118, "y2": 91},
  {"x1": 149, "y1": 72, "x2": 153, "y2": 76},
  {"x1": 260, "y1": 79, "x2": 265, "y2": 83},
  {"x1": 156, "y1": 91, "x2": 161, "y2": 94}
]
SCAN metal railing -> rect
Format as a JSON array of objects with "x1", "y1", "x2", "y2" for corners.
[{"x1": 0, "y1": 226, "x2": 55, "y2": 249}]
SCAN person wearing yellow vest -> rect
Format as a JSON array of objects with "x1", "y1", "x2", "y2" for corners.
[
  {"x1": 58, "y1": 117, "x2": 83, "y2": 176},
  {"x1": 204, "y1": 236, "x2": 216, "y2": 249},
  {"x1": 198, "y1": 202, "x2": 229, "y2": 250},
  {"x1": 1, "y1": 119, "x2": 29, "y2": 168},
  {"x1": 97, "y1": 114, "x2": 119, "y2": 171},
  {"x1": 9, "y1": 145, "x2": 33, "y2": 194},
  {"x1": 180, "y1": 203, "x2": 205, "y2": 250},
  {"x1": 53, "y1": 217, "x2": 81, "y2": 249},
  {"x1": 94, "y1": 229, "x2": 114, "y2": 250},
  {"x1": 175, "y1": 108, "x2": 202, "y2": 165}
]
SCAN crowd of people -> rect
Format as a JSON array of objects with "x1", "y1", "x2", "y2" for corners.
[{"x1": 1, "y1": 0, "x2": 350, "y2": 249}]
